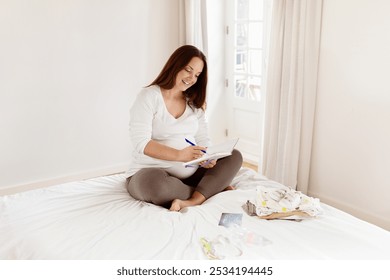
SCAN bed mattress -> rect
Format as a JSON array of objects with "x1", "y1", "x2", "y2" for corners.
[{"x1": 1, "y1": 168, "x2": 389, "y2": 260}]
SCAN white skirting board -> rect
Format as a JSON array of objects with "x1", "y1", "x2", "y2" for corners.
[
  {"x1": 0, "y1": 164, "x2": 129, "y2": 196},
  {"x1": 308, "y1": 190, "x2": 390, "y2": 232}
]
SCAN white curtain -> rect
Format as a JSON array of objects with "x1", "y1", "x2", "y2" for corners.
[
  {"x1": 179, "y1": 0, "x2": 208, "y2": 55},
  {"x1": 261, "y1": 0, "x2": 323, "y2": 193}
]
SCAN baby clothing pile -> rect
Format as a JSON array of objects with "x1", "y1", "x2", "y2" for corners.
[{"x1": 246, "y1": 186, "x2": 322, "y2": 220}]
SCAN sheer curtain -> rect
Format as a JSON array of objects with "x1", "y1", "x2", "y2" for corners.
[
  {"x1": 261, "y1": 0, "x2": 323, "y2": 193},
  {"x1": 179, "y1": 0, "x2": 208, "y2": 54}
]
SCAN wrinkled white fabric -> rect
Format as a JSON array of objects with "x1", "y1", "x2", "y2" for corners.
[{"x1": 1, "y1": 168, "x2": 390, "y2": 260}]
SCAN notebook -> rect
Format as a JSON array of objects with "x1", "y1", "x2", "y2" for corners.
[{"x1": 183, "y1": 138, "x2": 239, "y2": 167}]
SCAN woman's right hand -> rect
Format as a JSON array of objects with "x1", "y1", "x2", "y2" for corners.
[{"x1": 178, "y1": 146, "x2": 206, "y2": 162}]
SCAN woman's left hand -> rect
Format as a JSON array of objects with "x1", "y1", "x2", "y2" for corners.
[{"x1": 199, "y1": 159, "x2": 217, "y2": 168}]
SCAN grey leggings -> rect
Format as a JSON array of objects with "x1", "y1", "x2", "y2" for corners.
[{"x1": 126, "y1": 149, "x2": 243, "y2": 208}]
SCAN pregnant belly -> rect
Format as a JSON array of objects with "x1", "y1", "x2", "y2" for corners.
[{"x1": 165, "y1": 164, "x2": 198, "y2": 179}]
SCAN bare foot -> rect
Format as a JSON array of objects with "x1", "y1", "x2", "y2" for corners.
[
  {"x1": 224, "y1": 186, "x2": 235, "y2": 191},
  {"x1": 169, "y1": 191, "x2": 206, "y2": 212},
  {"x1": 169, "y1": 199, "x2": 185, "y2": 211}
]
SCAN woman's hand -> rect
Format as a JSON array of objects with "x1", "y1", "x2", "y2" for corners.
[
  {"x1": 199, "y1": 159, "x2": 217, "y2": 169},
  {"x1": 178, "y1": 146, "x2": 207, "y2": 162},
  {"x1": 144, "y1": 140, "x2": 207, "y2": 162}
]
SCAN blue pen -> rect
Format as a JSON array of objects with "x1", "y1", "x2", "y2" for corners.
[{"x1": 185, "y1": 138, "x2": 207, "y2": 153}]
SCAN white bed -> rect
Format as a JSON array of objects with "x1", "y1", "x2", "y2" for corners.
[{"x1": 1, "y1": 168, "x2": 389, "y2": 260}]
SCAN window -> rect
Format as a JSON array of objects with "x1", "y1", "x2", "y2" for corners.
[
  {"x1": 225, "y1": 0, "x2": 273, "y2": 164},
  {"x1": 226, "y1": 0, "x2": 272, "y2": 102}
]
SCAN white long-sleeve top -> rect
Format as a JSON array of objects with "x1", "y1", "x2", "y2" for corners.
[{"x1": 125, "y1": 85, "x2": 211, "y2": 179}]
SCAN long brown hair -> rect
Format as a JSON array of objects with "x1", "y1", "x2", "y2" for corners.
[{"x1": 148, "y1": 45, "x2": 208, "y2": 109}]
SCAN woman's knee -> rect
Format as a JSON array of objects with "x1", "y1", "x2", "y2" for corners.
[
  {"x1": 127, "y1": 168, "x2": 168, "y2": 201},
  {"x1": 231, "y1": 149, "x2": 243, "y2": 166}
]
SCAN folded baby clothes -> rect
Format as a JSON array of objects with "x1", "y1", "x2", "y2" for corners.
[{"x1": 246, "y1": 187, "x2": 322, "y2": 220}]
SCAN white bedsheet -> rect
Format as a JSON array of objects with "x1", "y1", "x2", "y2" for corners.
[{"x1": 1, "y1": 168, "x2": 389, "y2": 260}]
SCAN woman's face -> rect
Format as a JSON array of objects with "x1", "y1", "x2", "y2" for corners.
[{"x1": 175, "y1": 57, "x2": 204, "y2": 91}]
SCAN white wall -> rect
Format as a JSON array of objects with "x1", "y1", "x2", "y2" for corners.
[
  {"x1": 0, "y1": 0, "x2": 180, "y2": 192},
  {"x1": 309, "y1": 0, "x2": 390, "y2": 230}
]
